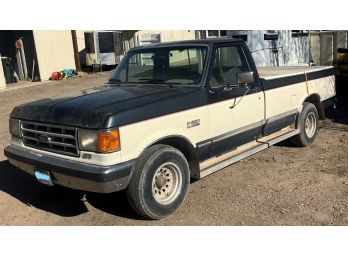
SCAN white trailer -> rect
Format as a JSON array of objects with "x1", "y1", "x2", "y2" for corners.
[{"x1": 84, "y1": 30, "x2": 123, "y2": 67}]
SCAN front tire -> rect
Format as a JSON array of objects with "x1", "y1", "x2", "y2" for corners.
[
  {"x1": 126, "y1": 144, "x2": 190, "y2": 220},
  {"x1": 291, "y1": 102, "x2": 319, "y2": 147}
]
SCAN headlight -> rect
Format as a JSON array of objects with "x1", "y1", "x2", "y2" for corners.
[
  {"x1": 78, "y1": 129, "x2": 98, "y2": 151},
  {"x1": 9, "y1": 119, "x2": 21, "y2": 137},
  {"x1": 78, "y1": 128, "x2": 120, "y2": 153}
]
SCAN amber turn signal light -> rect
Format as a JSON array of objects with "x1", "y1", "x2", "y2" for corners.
[{"x1": 98, "y1": 130, "x2": 120, "y2": 152}]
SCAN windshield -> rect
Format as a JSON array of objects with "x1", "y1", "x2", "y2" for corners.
[{"x1": 109, "y1": 46, "x2": 207, "y2": 86}]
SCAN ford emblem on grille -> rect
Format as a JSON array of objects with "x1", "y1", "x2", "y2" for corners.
[{"x1": 38, "y1": 134, "x2": 51, "y2": 142}]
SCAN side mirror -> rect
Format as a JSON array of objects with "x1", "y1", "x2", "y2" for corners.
[{"x1": 238, "y1": 71, "x2": 255, "y2": 85}]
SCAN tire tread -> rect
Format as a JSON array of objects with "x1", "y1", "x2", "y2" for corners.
[
  {"x1": 291, "y1": 102, "x2": 319, "y2": 147},
  {"x1": 126, "y1": 144, "x2": 189, "y2": 220}
]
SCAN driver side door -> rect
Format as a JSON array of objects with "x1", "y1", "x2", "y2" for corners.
[{"x1": 203, "y1": 44, "x2": 265, "y2": 159}]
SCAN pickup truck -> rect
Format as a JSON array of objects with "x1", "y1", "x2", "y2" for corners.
[{"x1": 4, "y1": 38, "x2": 336, "y2": 219}]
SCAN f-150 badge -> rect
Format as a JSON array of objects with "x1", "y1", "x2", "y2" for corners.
[{"x1": 187, "y1": 119, "x2": 200, "y2": 129}]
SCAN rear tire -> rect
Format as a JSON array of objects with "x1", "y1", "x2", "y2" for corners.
[
  {"x1": 126, "y1": 144, "x2": 190, "y2": 220},
  {"x1": 291, "y1": 102, "x2": 319, "y2": 147}
]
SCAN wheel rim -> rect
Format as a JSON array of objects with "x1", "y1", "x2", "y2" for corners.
[
  {"x1": 305, "y1": 112, "x2": 316, "y2": 138},
  {"x1": 152, "y1": 162, "x2": 182, "y2": 205}
]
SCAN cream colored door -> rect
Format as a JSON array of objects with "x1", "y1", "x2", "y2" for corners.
[{"x1": 207, "y1": 45, "x2": 264, "y2": 157}]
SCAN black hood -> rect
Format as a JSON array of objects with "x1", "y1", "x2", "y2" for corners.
[{"x1": 11, "y1": 84, "x2": 203, "y2": 129}]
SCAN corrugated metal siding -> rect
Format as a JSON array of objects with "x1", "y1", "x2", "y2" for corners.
[
  {"x1": 310, "y1": 34, "x2": 320, "y2": 65},
  {"x1": 33, "y1": 30, "x2": 76, "y2": 80},
  {"x1": 76, "y1": 30, "x2": 87, "y2": 65},
  {"x1": 76, "y1": 30, "x2": 86, "y2": 52},
  {"x1": 161, "y1": 30, "x2": 196, "y2": 42}
]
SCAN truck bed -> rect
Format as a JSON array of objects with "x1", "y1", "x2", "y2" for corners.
[
  {"x1": 257, "y1": 66, "x2": 333, "y2": 80},
  {"x1": 257, "y1": 66, "x2": 334, "y2": 91}
]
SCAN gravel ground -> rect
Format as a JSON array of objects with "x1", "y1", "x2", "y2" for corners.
[{"x1": 0, "y1": 72, "x2": 347, "y2": 225}]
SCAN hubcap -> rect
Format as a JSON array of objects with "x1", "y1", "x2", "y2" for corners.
[
  {"x1": 305, "y1": 112, "x2": 316, "y2": 138},
  {"x1": 152, "y1": 162, "x2": 182, "y2": 205}
]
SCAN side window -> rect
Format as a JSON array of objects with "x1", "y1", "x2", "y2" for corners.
[{"x1": 209, "y1": 46, "x2": 249, "y2": 89}]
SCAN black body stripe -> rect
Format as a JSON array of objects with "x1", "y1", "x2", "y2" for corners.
[
  {"x1": 261, "y1": 68, "x2": 334, "y2": 91},
  {"x1": 105, "y1": 87, "x2": 264, "y2": 128},
  {"x1": 306, "y1": 68, "x2": 334, "y2": 81},
  {"x1": 196, "y1": 112, "x2": 297, "y2": 162},
  {"x1": 196, "y1": 126, "x2": 262, "y2": 162},
  {"x1": 211, "y1": 126, "x2": 262, "y2": 157},
  {"x1": 261, "y1": 74, "x2": 305, "y2": 90},
  {"x1": 262, "y1": 113, "x2": 297, "y2": 136},
  {"x1": 105, "y1": 88, "x2": 208, "y2": 127},
  {"x1": 196, "y1": 143, "x2": 213, "y2": 161}
]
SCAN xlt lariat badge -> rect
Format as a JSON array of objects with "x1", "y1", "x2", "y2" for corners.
[{"x1": 187, "y1": 119, "x2": 200, "y2": 129}]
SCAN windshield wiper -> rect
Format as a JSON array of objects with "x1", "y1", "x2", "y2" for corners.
[
  {"x1": 138, "y1": 79, "x2": 175, "y2": 88},
  {"x1": 138, "y1": 78, "x2": 166, "y2": 83}
]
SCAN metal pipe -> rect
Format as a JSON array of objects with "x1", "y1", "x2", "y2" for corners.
[
  {"x1": 31, "y1": 59, "x2": 35, "y2": 81},
  {"x1": 19, "y1": 39, "x2": 28, "y2": 79},
  {"x1": 16, "y1": 49, "x2": 24, "y2": 80}
]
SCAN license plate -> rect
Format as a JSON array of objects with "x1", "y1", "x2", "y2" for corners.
[{"x1": 34, "y1": 170, "x2": 54, "y2": 186}]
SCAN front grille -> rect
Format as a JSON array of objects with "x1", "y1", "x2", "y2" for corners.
[{"x1": 21, "y1": 121, "x2": 79, "y2": 157}]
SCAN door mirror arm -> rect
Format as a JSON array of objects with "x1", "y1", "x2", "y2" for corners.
[
  {"x1": 223, "y1": 84, "x2": 239, "y2": 92},
  {"x1": 229, "y1": 84, "x2": 250, "y2": 109}
]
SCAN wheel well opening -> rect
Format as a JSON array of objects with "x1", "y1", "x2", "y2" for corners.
[
  {"x1": 151, "y1": 137, "x2": 200, "y2": 179},
  {"x1": 304, "y1": 94, "x2": 325, "y2": 120}
]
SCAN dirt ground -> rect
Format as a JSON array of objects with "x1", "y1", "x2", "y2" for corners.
[{"x1": 0, "y1": 72, "x2": 347, "y2": 225}]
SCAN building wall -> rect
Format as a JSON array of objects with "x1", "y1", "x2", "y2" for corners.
[
  {"x1": 33, "y1": 30, "x2": 76, "y2": 80},
  {"x1": 161, "y1": 30, "x2": 196, "y2": 42},
  {"x1": 332, "y1": 31, "x2": 347, "y2": 60},
  {"x1": 76, "y1": 30, "x2": 87, "y2": 65},
  {"x1": 310, "y1": 34, "x2": 320, "y2": 65},
  {"x1": 310, "y1": 31, "x2": 348, "y2": 65},
  {"x1": 0, "y1": 54, "x2": 6, "y2": 89},
  {"x1": 228, "y1": 30, "x2": 311, "y2": 67},
  {"x1": 130, "y1": 30, "x2": 195, "y2": 49},
  {"x1": 76, "y1": 30, "x2": 86, "y2": 52},
  {"x1": 134, "y1": 30, "x2": 195, "y2": 44}
]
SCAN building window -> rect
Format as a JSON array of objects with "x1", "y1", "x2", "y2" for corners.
[
  {"x1": 220, "y1": 30, "x2": 227, "y2": 37},
  {"x1": 98, "y1": 32, "x2": 114, "y2": 53},
  {"x1": 206, "y1": 30, "x2": 228, "y2": 38},
  {"x1": 207, "y1": 30, "x2": 219, "y2": 37},
  {"x1": 291, "y1": 30, "x2": 309, "y2": 37},
  {"x1": 232, "y1": 34, "x2": 248, "y2": 42},
  {"x1": 264, "y1": 33, "x2": 279, "y2": 40}
]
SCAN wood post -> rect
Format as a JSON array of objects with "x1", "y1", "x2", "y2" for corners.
[{"x1": 71, "y1": 30, "x2": 81, "y2": 71}]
